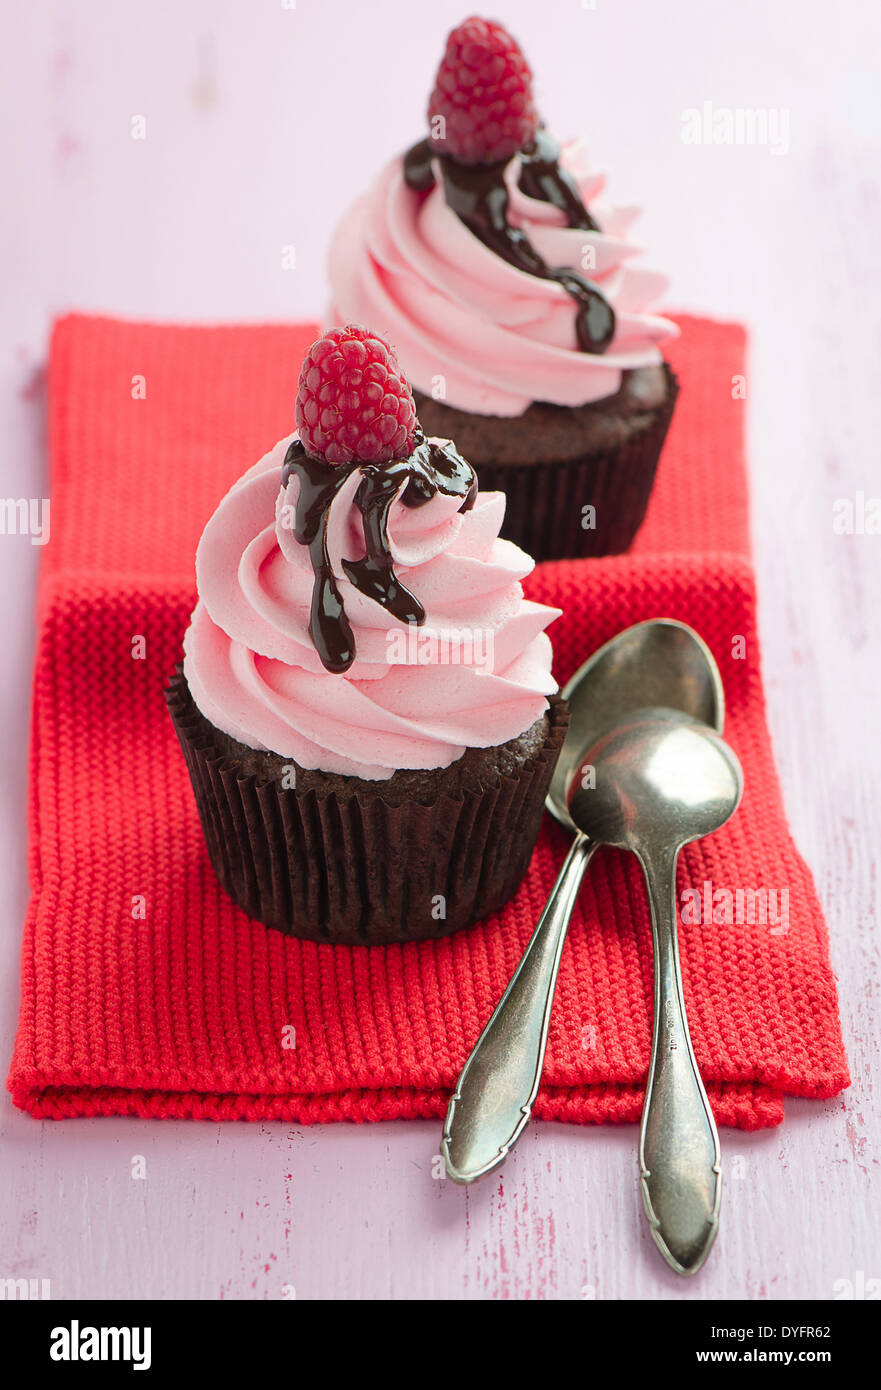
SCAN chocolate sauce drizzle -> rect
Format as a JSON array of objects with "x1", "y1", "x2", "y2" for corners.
[
  {"x1": 281, "y1": 432, "x2": 476, "y2": 674},
  {"x1": 403, "y1": 127, "x2": 615, "y2": 354}
]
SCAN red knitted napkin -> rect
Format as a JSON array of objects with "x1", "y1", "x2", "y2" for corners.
[{"x1": 7, "y1": 313, "x2": 848, "y2": 1128}]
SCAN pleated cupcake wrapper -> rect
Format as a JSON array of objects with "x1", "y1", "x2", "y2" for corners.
[
  {"x1": 476, "y1": 365, "x2": 679, "y2": 563},
  {"x1": 166, "y1": 672, "x2": 569, "y2": 945}
]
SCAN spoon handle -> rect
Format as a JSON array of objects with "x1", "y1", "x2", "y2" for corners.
[
  {"x1": 442, "y1": 832, "x2": 597, "y2": 1183},
  {"x1": 638, "y1": 846, "x2": 722, "y2": 1275}
]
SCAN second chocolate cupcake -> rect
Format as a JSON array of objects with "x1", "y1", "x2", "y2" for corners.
[{"x1": 329, "y1": 16, "x2": 678, "y2": 561}]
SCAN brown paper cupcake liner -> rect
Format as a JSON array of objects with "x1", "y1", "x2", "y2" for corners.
[
  {"x1": 463, "y1": 365, "x2": 679, "y2": 563},
  {"x1": 166, "y1": 671, "x2": 569, "y2": 945}
]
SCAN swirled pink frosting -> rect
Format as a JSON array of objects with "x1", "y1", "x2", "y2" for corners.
[
  {"x1": 183, "y1": 435, "x2": 560, "y2": 780},
  {"x1": 329, "y1": 140, "x2": 678, "y2": 417}
]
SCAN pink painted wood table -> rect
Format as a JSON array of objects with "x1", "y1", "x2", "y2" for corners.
[{"x1": 1, "y1": 0, "x2": 878, "y2": 1299}]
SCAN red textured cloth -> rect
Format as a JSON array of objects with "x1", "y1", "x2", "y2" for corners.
[{"x1": 7, "y1": 313, "x2": 849, "y2": 1128}]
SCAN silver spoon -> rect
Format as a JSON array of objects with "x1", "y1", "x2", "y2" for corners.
[
  {"x1": 567, "y1": 715, "x2": 742, "y2": 1274},
  {"x1": 442, "y1": 622, "x2": 725, "y2": 1233}
]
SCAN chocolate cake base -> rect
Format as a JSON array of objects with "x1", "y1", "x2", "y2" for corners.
[
  {"x1": 413, "y1": 363, "x2": 678, "y2": 562},
  {"x1": 166, "y1": 671, "x2": 568, "y2": 945}
]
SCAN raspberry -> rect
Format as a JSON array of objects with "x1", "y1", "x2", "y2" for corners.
[
  {"x1": 295, "y1": 325, "x2": 417, "y2": 465},
  {"x1": 427, "y1": 16, "x2": 538, "y2": 166}
]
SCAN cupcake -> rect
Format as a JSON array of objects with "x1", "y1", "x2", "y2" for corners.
[
  {"x1": 167, "y1": 325, "x2": 567, "y2": 945},
  {"x1": 328, "y1": 16, "x2": 678, "y2": 562}
]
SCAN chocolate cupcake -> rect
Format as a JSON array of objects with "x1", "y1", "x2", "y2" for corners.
[
  {"x1": 167, "y1": 325, "x2": 567, "y2": 945},
  {"x1": 328, "y1": 16, "x2": 678, "y2": 561}
]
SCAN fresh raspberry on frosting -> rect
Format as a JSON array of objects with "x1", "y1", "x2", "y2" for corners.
[
  {"x1": 427, "y1": 16, "x2": 538, "y2": 166},
  {"x1": 295, "y1": 325, "x2": 417, "y2": 465}
]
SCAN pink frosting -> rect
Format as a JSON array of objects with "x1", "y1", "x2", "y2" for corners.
[
  {"x1": 183, "y1": 435, "x2": 561, "y2": 780},
  {"x1": 328, "y1": 140, "x2": 678, "y2": 417}
]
